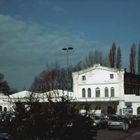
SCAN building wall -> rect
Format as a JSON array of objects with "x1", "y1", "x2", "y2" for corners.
[
  {"x1": 0, "y1": 93, "x2": 9, "y2": 112},
  {"x1": 124, "y1": 72, "x2": 140, "y2": 95},
  {"x1": 124, "y1": 95, "x2": 140, "y2": 115},
  {"x1": 72, "y1": 64, "x2": 125, "y2": 115},
  {"x1": 72, "y1": 64, "x2": 124, "y2": 101}
]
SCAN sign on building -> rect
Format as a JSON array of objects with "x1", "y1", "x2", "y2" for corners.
[{"x1": 122, "y1": 107, "x2": 133, "y2": 115}]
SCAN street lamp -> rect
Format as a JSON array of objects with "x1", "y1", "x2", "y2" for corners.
[
  {"x1": 62, "y1": 47, "x2": 73, "y2": 68},
  {"x1": 62, "y1": 47, "x2": 74, "y2": 98}
]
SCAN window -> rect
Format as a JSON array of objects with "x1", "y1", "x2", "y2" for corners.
[
  {"x1": 95, "y1": 87, "x2": 100, "y2": 97},
  {"x1": 82, "y1": 75, "x2": 86, "y2": 80},
  {"x1": 105, "y1": 87, "x2": 109, "y2": 97},
  {"x1": 88, "y1": 88, "x2": 91, "y2": 97},
  {"x1": 110, "y1": 74, "x2": 114, "y2": 79},
  {"x1": 111, "y1": 87, "x2": 115, "y2": 97},
  {"x1": 4, "y1": 107, "x2": 7, "y2": 112},
  {"x1": 82, "y1": 88, "x2": 86, "y2": 97},
  {"x1": 0, "y1": 106, "x2": 2, "y2": 112}
]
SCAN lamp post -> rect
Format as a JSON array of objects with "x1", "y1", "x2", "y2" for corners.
[
  {"x1": 62, "y1": 47, "x2": 73, "y2": 98},
  {"x1": 62, "y1": 47, "x2": 73, "y2": 68}
]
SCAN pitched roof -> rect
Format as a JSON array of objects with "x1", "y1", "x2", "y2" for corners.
[{"x1": 73, "y1": 64, "x2": 124, "y2": 75}]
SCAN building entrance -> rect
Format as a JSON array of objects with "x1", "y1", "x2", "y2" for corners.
[
  {"x1": 75, "y1": 101, "x2": 119, "y2": 115},
  {"x1": 137, "y1": 106, "x2": 140, "y2": 114}
]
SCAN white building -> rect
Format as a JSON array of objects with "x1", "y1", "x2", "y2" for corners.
[
  {"x1": 72, "y1": 64, "x2": 140, "y2": 115},
  {"x1": 1, "y1": 64, "x2": 140, "y2": 116},
  {"x1": 9, "y1": 89, "x2": 73, "y2": 102},
  {"x1": 2, "y1": 90, "x2": 73, "y2": 111},
  {"x1": 0, "y1": 93, "x2": 9, "y2": 112}
]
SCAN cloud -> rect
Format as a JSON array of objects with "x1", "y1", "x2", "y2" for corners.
[{"x1": 0, "y1": 14, "x2": 107, "y2": 89}]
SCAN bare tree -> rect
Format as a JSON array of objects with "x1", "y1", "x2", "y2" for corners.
[
  {"x1": 81, "y1": 49, "x2": 107, "y2": 69},
  {"x1": 116, "y1": 46, "x2": 122, "y2": 69},
  {"x1": 30, "y1": 63, "x2": 73, "y2": 92},
  {"x1": 0, "y1": 73, "x2": 11, "y2": 95},
  {"x1": 129, "y1": 43, "x2": 136, "y2": 74}
]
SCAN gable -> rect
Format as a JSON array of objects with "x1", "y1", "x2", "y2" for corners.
[
  {"x1": 73, "y1": 64, "x2": 124, "y2": 85},
  {"x1": 81, "y1": 69, "x2": 118, "y2": 84}
]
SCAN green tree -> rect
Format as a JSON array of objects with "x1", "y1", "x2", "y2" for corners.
[{"x1": 9, "y1": 95, "x2": 97, "y2": 140}]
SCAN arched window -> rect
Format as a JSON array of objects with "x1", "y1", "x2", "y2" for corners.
[
  {"x1": 4, "y1": 107, "x2": 7, "y2": 112},
  {"x1": 111, "y1": 87, "x2": 115, "y2": 97},
  {"x1": 88, "y1": 88, "x2": 91, "y2": 97},
  {"x1": 105, "y1": 87, "x2": 109, "y2": 97},
  {"x1": 95, "y1": 87, "x2": 100, "y2": 97},
  {"x1": 0, "y1": 106, "x2": 2, "y2": 112},
  {"x1": 82, "y1": 88, "x2": 86, "y2": 98}
]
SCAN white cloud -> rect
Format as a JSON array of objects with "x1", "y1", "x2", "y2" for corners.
[{"x1": 0, "y1": 14, "x2": 107, "y2": 89}]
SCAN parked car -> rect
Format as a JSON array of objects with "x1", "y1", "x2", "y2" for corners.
[
  {"x1": 0, "y1": 133, "x2": 12, "y2": 140},
  {"x1": 0, "y1": 112, "x2": 16, "y2": 134},
  {"x1": 108, "y1": 115, "x2": 124, "y2": 130},
  {"x1": 91, "y1": 115, "x2": 108, "y2": 129},
  {"x1": 0, "y1": 112, "x2": 15, "y2": 123}
]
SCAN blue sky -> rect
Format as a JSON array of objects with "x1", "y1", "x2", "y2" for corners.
[{"x1": 0, "y1": 0, "x2": 140, "y2": 90}]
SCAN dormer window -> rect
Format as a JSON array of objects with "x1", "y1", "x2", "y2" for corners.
[
  {"x1": 110, "y1": 74, "x2": 114, "y2": 79},
  {"x1": 82, "y1": 75, "x2": 86, "y2": 80}
]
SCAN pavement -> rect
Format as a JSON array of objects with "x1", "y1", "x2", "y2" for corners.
[
  {"x1": 120, "y1": 127, "x2": 140, "y2": 140},
  {"x1": 95, "y1": 127, "x2": 140, "y2": 140},
  {"x1": 123, "y1": 131, "x2": 140, "y2": 140}
]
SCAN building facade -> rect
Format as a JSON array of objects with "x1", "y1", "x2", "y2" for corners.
[
  {"x1": 0, "y1": 90, "x2": 73, "y2": 112},
  {"x1": 0, "y1": 93, "x2": 9, "y2": 112},
  {"x1": 72, "y1": 64, "x2": 140, "y2": 115},
  {"x1": 1, "y1": 64, "x2": 140, "y2": 116}
]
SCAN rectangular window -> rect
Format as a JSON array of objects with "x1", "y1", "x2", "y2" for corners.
[
  {"x1": 110, "y1": 74, "x2": 114, "y2": 79},
  {"x1": 82, "y1": 75, "x2": 86, "y2": 80}
]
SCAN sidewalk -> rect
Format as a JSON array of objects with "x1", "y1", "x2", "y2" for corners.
[
  {"x1": 119, "y1": 127, "x2": 140, "y2": 140},
  {"x1": 95, "y1": 127, "x2": 140, "y2": 140}
]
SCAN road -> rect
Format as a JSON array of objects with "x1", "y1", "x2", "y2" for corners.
[
  {"x1": 95, "y1": 127, "x2": 140, "y2": 140},
  {"x1": 122, "y1": 132, "x2": 140, "y2": 140}
]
